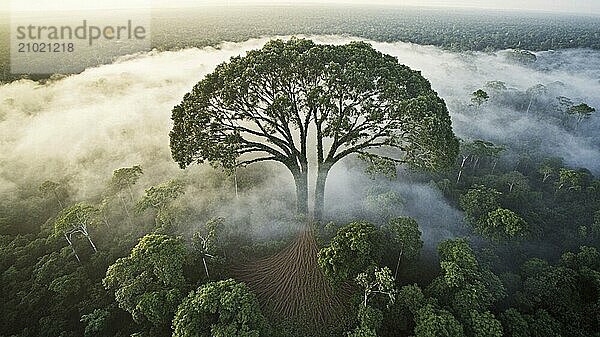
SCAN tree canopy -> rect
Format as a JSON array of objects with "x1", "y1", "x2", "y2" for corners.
[
  {"x1": 318, "y1": 221, "x2": 382, "y2": 284},
  {"x1": 103, "y1": 234, "x2": 187, "y2": 333},
  {"x1": 172, "y1": 279, "x2": 267, "y2": 337},
  {"x1": 170, "y1": 38, "x2": 458, "y2": 219}
]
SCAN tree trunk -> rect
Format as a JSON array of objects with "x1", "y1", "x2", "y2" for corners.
[
  {"x1": 526, "y1": 96, "x2": 533, "y2": 114},
  {"x1": 127, "y1": 185, "x2": 135, "y2": 204},
  {"x1": 314, "y1": 163, "x2": 332, "y2": 222},
  {"x1": 53, "y1": 191, "x2": 63, "y2": 209},
  {"x1": 65, "y1": 234, "x2": 80, "y2": 262},
  {"x1": 394, "y1": 249, "x2": 403, "y2": 280},
  {"x1": 234, "y1": 169, "x2": 239, "y2": 199},
  {"x1": 457, "y1": 156, "x2": 468, "y2": 183},
  {"x1": 293, "y1": 171, "x2": 308, "y2": 216},
  {"x1": 119, "y1": 194, "x2": 131, "y2": 218},
  {"x1": 202, "y1": 257, "x2": 210, "y2": 278},
  {"x1": 85, "y1": 234, "x2": 98, "y2": 252}
]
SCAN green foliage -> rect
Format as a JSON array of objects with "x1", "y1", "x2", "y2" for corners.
[
  {"x1": 499, "y1": 308, "x2": 530, "y2": 337},
  {"x1": 359, "y1": 153, "x2": 398, "y2": 179},
  {"x1": 356, "y1": 266, "x2": 396, "y2": 307},
  {"x1": 414, "y1": 304, "x2": 465, "y2": 337},
  {"x1": 468, "y1": 310, "x2": 503, "y2": 337},
  {"x1": 170, "y1": 38, "x2": 458, "y2": 216},
  {"x1": 397, "y1": 284, "x2": 426, "y2": 314},
  {"x1": 170, "y1": 38, "x2": 458, "y2": 172},
  {"x1": 109, "y1": 165, "x2": 143, "y2": 194},
  {"x1": 137, "y1": 180, "x2": 185, "y2": 211},
  {"x1": 103, "y1": 234, "x2": 187, "y2": 329},
  {"x1": 459, "y1": 185, "x2": 501, "y2": 226},
  {"x1": 567, "y1": 103, "x2": 596, "y2": 126},
  {"x1": 471, "y1": 89, "x2": 489, "y2": 106},
  {"x1": 498, "y1": 171, "x2": 529, "y2": 194},
  {"x1": 347, "y1": 305, "x2": 382, "y2": 337},
  {"x1": 437, "y1": 239, "x2": 479, "y2": 288},
  {"x1": 172, "y1": 279, "x2": 266, "y2": 337},
  {"x1": 191, "y1": 217, "x2": 224, "y2": 279},
  {"x1": 514, "y1": 248, "x2": 600, "y2": 336},
  {"x1": 483, "y1": 208, "x2": 529, "y2": 241},
  {"x1": 81, "y1": 308, "x2": 111, "y2": 337},
  {"x1": 39, "y1": 180, "x2": 66, "y2": 208},
  {"x1": 53, "y1": 203, "x2": 98, "y2": 237},
  {"x1": 137, "y1": 180, "x2": 185, "y2": 230},
  {"x1": 557, "y1": 168, "x2": 586, "y2": 191},
  {"x1": 432, "y1": 239, "x2": 506, "y2": 317},
  {"x1": 318, "y1": 221, "x2": 382, "y2": 284},
  {"x1": 384, "y1": 217, "x2": 423, "y2": 261}
]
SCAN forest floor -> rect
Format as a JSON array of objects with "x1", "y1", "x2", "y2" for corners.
[{"x1": 235, "y1": 227, "x2": 353, "y2": 329}]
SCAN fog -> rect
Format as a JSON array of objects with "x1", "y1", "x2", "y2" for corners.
[{"x1": 1, "y1": 35, "x2": 598, "y2": 241}]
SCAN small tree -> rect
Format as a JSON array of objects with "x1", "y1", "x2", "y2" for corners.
[
  {"x1": 524, "y1": 84, "x2": 546, "y2": 114},
  {"x1": 459, "y1": 185, "x2": 502, "y2": 227},
  {"x1": 557, "y1": 168, "x2": 586, "y2": 191},
  {"x1": 499, "y1": 171, "x2": 529, "y2": 193},
  {"x1": 567, "y1": 103, "x2": 595, "y2": 130},
  {"x1": 109, "y1": 165, "x2": 143, "y2": 220},
  {"x1": 172, "y1": 279, "x2": 266, "y2": 337},
  {"x1": 457, "y1": 140, "x2": 504, "y2": 182},
  {"x1": 348, "y1": 267, "x2": 396, "y2": 337},
  {"x1": 53, "y1": 203, "x2": 99, "y2": 262},
  {"x1": 471, "y1": 89, "x2": 489, "y2": 107},
  {"x1": 318, "y1": 221, "x2": 382, "y2": 284},
  {"x1": 191, "y1": 218, "x2": 222, "y2": 278},
  {"x1": 384, "y1": 217, "x2": 423, "y2": 279},
  {"x1": 39, "y1": 180, "x2": 65, "y2": 208},
  {"x1": 103, "y1": 234, "x2": 187, "y2": 332},
  {"x1": 483, "y1": 208, "x2": 529, "y2": 241},
  {"x1": 356, "y1": 266, "x2": 396, "y2": 308},
  {"x1": 469, "y1": 310, "x2": 503, "y2": 337},
  {"x1": 137, "y1": 179, "x2": 185, "y2": 231},
  {"x1": 432, "y1": 239, "x2": 506, "y2": 317},
  {"x1": 414, "y1": 304, "x2": 465, "y2": 337},
  {"x1": 537, "y1": 157, "x2": 563, "y2": 183}
]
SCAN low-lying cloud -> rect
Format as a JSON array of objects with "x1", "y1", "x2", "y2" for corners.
[{"x1": 1, "y1": 35, "x2": 598, "y2": 240}]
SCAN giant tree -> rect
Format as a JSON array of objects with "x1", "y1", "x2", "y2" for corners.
[{"x1": 170, "y1": 38, "x2": 458, "y2": 220}]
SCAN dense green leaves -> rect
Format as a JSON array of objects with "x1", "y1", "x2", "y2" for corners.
[
  {"x1": 484, "y1": 209, "x2": 529, "y2": 241},
  {"x1": 318, "y1": 221, "x2": 382, "y2": 284},
  {"x1": 170, "y1": 38, "x2": 458, "y2": 217},
  {"x1": 103, "y1": 234, "x2": 187, "y2": 329},
  {"x1": 460, "y1": 185, "x2": 501, "y2": 226},
  {"x1": 471, "y1": 90, "x2": 489, "y2": 106},
  {"x1": 414, "y1": 304, "x2": 465, "y2": 337},
  {"x1": 172, "y1": 279, "x2": 266, "y2": 337}
]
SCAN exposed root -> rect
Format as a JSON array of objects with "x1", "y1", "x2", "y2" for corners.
[{"x1": 234, "y1": 226, "x2": 352, "y2": 328}]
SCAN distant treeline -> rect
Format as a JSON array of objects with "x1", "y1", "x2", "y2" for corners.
[{"x1": 1, "y1": 6, "x2": 599, "y2": 82}]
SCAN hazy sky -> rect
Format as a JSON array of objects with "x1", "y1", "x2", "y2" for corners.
[{"x1": 6, "y1": 0, "x2": 600, "y2": 14}]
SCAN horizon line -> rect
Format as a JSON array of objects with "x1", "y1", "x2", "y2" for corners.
[{"x1": 3, "y1": 3, "x2": 600, "y2": 16}]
